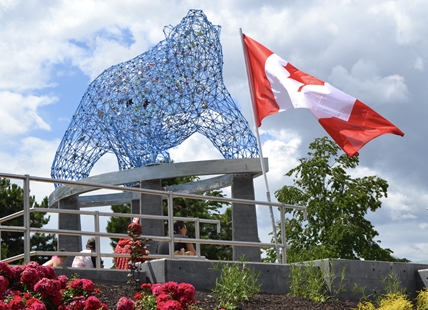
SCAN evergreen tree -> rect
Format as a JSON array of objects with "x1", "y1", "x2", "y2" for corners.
[{"x1": 0, "y1": 178, "x2": 57, "y2": 264}]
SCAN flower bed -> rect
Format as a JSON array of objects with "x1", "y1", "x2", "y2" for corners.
[{"x1": 0, "y1": 261, "x2": 201, "y2": 310}]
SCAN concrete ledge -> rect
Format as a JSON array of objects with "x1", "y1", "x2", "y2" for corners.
[
  {"x1": 54, "y1": 267, "x2": 146, "y2": 285},
  {"x1": 140, "y1": 258, "x2": 292, "y2": 294}
]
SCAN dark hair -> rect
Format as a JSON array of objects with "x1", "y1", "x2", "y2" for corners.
[
  {"x1": 173, "y1": 221, "x2": 185, "y2": 233},
  {"x1": 86, "y1": 237, "x2": 96, "y2": 249}
]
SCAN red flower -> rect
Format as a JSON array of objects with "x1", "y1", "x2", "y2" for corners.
[
  {"x1": 82, "y1": 279, "x2": 96, "y2": 292},
  {"x1": 116, "y1": 297, "x2": 135, "y2": 310},
  {"x1": 8, "y1": 295, "x2": 25, "y2": 310},
  {"x1": 157, "y1": 299, "x2": 183, "y2": 310},
  {"x1": 25, "y1": 298, "x2": 44, "y2": 307},
  {"x1": 0, "y1": 262, "x2": 14, "y2": 281},
  {"x1": 156, "y1": 293, "x2": 172, "y2": 303},
  {"x1": 69, "y1": 296, "x2": 85, "y2": 310},
  {"x1": 34, "y1": 278, "x2": 60, "y2": 298},
  {"x1": 140, "y1": 283, "x2": 152, "y2": 292},
  {"x1": 20, "y1": 268, "x2": 39, "y2": 286},
  {"x1": 0, "y1": 300, "x2": 8, "y2": 310},
  {"x1": 27, "y1": 303, "x2": 47, "y2": 310},
  {"x1": 176, "y1": 283, "x2": 196, "y2": 300},
  {"x1": 127, "y1": 222, "x2": 142, "y2": 236},
  {"x1": 40, "y1": 265, "x2": 56, "y2": 280},
  {"x1": 83, "y1": 296, "x2": 102, "y2": 310},
  {"x1": 0, "y1": 276, "x2": 7, "y2": 295},
  {"x1": 52, "y1": 291, "x2": 63, "y2": 306},
  {"x1": 162, "y1": 282, "x2": 178, "y2": 295},
  {"x1": 133, "y1": 292, "x2": 141, "y2": 300},
  {"x1": 11, "y1": 266, "x2": 23, "y2": 283}
]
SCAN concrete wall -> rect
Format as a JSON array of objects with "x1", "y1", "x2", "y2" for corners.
[
  {"x1": 138, "y1": 258, "x2": 428, "y2": 301},
  {"x1": 51, "y1": 258, "x2": 428, "y2": 302}
]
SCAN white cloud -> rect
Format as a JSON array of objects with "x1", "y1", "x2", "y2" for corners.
[
  {"x1": 0, "y1": 91, "x2": 55, "y2": 136},
  {"x1": 329, "y1": 63, "x2": 409, "y2": 104}
]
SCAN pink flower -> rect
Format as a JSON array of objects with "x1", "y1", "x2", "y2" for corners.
[
  {"x1": 116, "y1": 297, "x2": 135, "y2": 310},
  {"x1": 57, "y1": 275, "x2": 69, "y2": 289},
  {"x1": 83, "y1": 296, "x2": 102, "y2": 310},
  {"x1": 152, "y1": 283, "x2": 163, "y2": 295}
]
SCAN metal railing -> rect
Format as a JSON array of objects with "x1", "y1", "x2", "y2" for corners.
[{"x1": 0, "y1": 172, "x2": 307, "y2": 265}]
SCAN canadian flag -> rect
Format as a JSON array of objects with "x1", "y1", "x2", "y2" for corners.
[{"x1": 243, "y1": 34, "x2": 404, "y2": 157}]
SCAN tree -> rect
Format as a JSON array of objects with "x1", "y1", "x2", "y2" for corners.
[
  {"x1": 106, "y1": 204, "x2": 131, "y2": 250},
  {"x1": 264, "y1": 137, "x2": 408, "y2": 263},
  {"x1": 0, "y1": 178, "x2": 57, "y2": 264}
]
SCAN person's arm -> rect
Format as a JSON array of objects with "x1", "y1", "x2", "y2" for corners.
[{"x1": 185, "y1": 242, "x2": 197, "y2": 256}]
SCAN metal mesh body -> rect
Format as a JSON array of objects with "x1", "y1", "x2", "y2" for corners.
[{"x1": 51, "y1": 9, "x2": 259, "y2": 184}]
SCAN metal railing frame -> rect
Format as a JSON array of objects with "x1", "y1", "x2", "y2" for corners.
[{"x1": 0, "y1": 172, "x2": 307, "y2": 265}]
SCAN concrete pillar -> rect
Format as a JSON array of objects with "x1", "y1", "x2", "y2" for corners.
[
  {"x1": 58, "y1": 196, "x2": 81, "y2": 267},
  {"x1": 131, "y1": 179, "x2": 164, "y2": 252},
  {"x1": 231, "y1": 173, "x2": 260, "y2": 262}
]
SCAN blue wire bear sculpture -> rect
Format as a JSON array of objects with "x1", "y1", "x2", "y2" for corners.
[{"x1": 51, "y1": 9, "x2": 259, "y2": 185}]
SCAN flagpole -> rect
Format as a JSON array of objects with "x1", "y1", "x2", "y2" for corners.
[{"x1": 239, "y1": 28, "x2": 281, "y2": 264}]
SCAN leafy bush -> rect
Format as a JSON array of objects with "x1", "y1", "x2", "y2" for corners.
[
  {"x1": 288, "y1": 260, "x2": 345, "y2": 303},
  {"x1": 211, "y1": 257, "x2": 261, "y2": 310}
]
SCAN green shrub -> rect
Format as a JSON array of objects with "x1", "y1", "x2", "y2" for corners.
[
  {"x1": 288, "y1": 259, "x2": 345, "y2": 303},
  {"x1": 211, "y1": 257, "x2": 261, "y2": 310}
]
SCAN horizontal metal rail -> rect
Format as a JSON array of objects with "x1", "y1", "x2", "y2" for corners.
[{"x1": 0, "y1": 172, "x2": 306, "y2": 265}]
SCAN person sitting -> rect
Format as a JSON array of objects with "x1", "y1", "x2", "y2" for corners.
[
  {"x1": 71, "y1": 237, "x2": 103, "y2": 268},
  {"x1": 43, "y1": 248, "x2": 67, "y2": 267},
  {"x1": 114, "y1": 218, "x2": 150, "y2": 269},
  {"x1": 156, "y1": 220, "x2": 197, "y2": 256}
]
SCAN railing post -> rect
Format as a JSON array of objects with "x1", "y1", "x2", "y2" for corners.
[
  {"x1": 195, "y1": 218, "x2": 201, "y2": 256},
  {"x1": 280, "y1": 204, "x2": 286, "y2": 264},
  {"x1": 94, "y1": 210, "x2": 102, "y2": 268},
  {"x1": 23, "y1": 174, "x2": 31, "y2": 263},
  {"x1": 167, "y1": 192, "x2": 174, "y2": 258}
]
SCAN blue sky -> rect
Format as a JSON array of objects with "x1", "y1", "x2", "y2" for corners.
[{"x1": 1, "y1": 0, "x2": 427, "y2": 266}]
